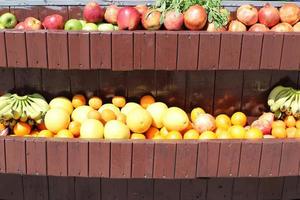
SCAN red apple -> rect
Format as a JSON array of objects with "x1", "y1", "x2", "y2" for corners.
[
  {"x1": 24, "y1": 17, "x2": 43, "y2": 30},
  {"x1": 104, "y1": 5, "x2": 119, "y2": 24},
  {"x1": 83, "y1": 2, "x2": 104, "y2": 23},
  {"x1": 135, "y1": 5, "x2": 148, "y2": 15},
  {"x1": 117, "y1": 7, "x2": 140, "y2": 30},
  {"x1": 141, "y1": 10, "x2": 162, "y2": 30},
  {"x1": 164, "y1": 10, "x2": 184, "y2": 30},
  {"x1": 42, "y1": 14, "x2": 64, "y2": 30},
  {"x1": 15, "y1": 22, "x2": 25, "y2": 30}
]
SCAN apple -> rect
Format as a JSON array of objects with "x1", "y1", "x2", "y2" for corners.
[
  {"x1": 135, "y1": 5, "x2": 148, "y2": 15},
  {"x1": 98, "y1": 23, "x2": 114, "y2": 31},
  {"x1": 42, "y1": 14, "x2": 64, "y2": 30},
  {"x1": 15, "y1": 22, "x2": 25, "y2": 30},
  {"x1": 114, "y1": 25, "x2": 119, "y2": 30},
  {"x1": 141, "y1": 10, "x2": 162, "y2": 30},
  {"x1": 83, "y1": 2, "x2": 104, "y2": 23},
  {"x1": 0, "y1": 24, "x2": 4, "y2": 30},
  {"x1": 79, "y1": 20, "x2": 87, "y2": 27},
  {"x1": 64, "y1": 19, "x2": 83, "y2": 31},
  {"x1": 104, "y1": 5, "x2": 119, "y2": 24},
  {"x1": 0, "y1": 13, "x2": 17, "y2": 28},
  {"x1": 83, "y1": 23, "x2": 98, "y2": 31},
  {"x1": 24, "y1": 17, "x2": 43, "y2": 30},
  {"x1": 117, "y1": 7, "x2": 140, "y2": 30}
]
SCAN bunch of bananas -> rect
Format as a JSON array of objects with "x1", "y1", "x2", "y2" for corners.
[
  {"x1": 268, "y1": 86, "x2": 300, "y2": 119},
  {"x1": 0, "y1": 93, "x2": 49, "y2": 127}
]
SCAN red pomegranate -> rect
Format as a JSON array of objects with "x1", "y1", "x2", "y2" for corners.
[
  {"x1": 164, "y1": 10, "x2": 184, "y2": 31},
  {"x1": 271, "y1": 22, "x2": 293, "y2": 32},
  {"x1": 141, "y1": 10, "x2": 162, "y2": 30},
  {"x1": 83, "y1": 2, "x2": 104, "y2": 23},
  {"x1": 249, "y1": 23, "x2": 269, "y2": 32},
  {"x1": 279, "y1": 3, "x2": 300, "y2": 25},
  {"x1": 135, "y1": 5, "x2": 148, "y2": 15},
  {"x1": 206, "y1": 23, "x2": 226, "y2": 32},
  {"x1": 237, "y1": 4, "x2": 258, "y2": 26},
  {"x1": 184, "y1": 5, "x2": 207, "y2": 30},
  {"x1": 293, "y1": 22, "x2": 300, "y2": 32},
  {"x1": 258, "y1": 3, "x2": 280, "y2": 28},
  {"x1": 228, "y1": 20, "x2": 247, "y2": 32},
  {"x1": 117, "y1": 7, "x2": 140, "y2": 30},
  {"x1": 104, "y1": 5, "x2": 119, "y2": 24}
]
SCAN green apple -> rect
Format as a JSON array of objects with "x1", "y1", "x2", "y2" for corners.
[
  {"x1": 64, "y1": 19, "x2": 82, "y2": 31},
  {"x1": 98, "y1": 23, "x2": 114, "y2": 31},
  {"x1": 0, "y1": 13, "x2": 17, "y2": 28},
  {"x1": 114, "y1": 25, "x2": 119, "y2": 31},
  {"x1": 79, "y1": 20, "x2": 87, "y2": 27},
  {"x1": 0, "y1": 23, "x2": 4, "y2": 30},
  {"x1": 83, "y1": 23, "x2": 98, "y2": 31}
]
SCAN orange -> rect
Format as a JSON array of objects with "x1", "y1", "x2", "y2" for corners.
[
  {"x1": 55, "y1": 129, "x2": 74, "y2": 138},
  {"x1": 272, "y1": 120, "x2": 286, "y2": 129},
  {"x1": 30, "y1": 130, "x2": 39, "y2": 135},
  {"x1": 296, "y1": 120, "x2": 300, "y2": 129},
  {"x1": 88, "y1": 96, "x2": 102, "y2": 110},
  {"x1": 37, "y1": 130, "x2": 53, "y2": 138},
  {"x1": 199, "y1": 131, "x2": 217, "y2": 140},
  {"x1": 181, "y1": 122, "x2": 194, "y2": 133},
  {"x1": 166, "y1": 130, "x2": 182, "y2": 139},
  {"x1": 245, "y1": 127, "x2": 263, "y2": 139},
  {"x1": 37, "y1": 122, "x2": 47, "y2": 131},
  {"x1": 145, "y1": 127, "x2": 160, "y2": 139},
  {"x1": 112, "y1": 96, "x2": 126, "y2": 108},
  {"x1": 216, "y1": 114, "x2": 231, "y2": 130},
  {"x1": 231, "y1": 112, "x2": 247, "y2": 127},
  {"x1": 286, "y1": 127, "x2": 297, "y2": 138},
  {"x1": 160, "y1": 127, "x2": 169, "y2": 138},
  {"x1": 131, "y1": 133, "x2": 146, "y2": 139},
  {"x1": 183, "y1": 129, "x2": 199, "y2": 139},
  {"x1": 162, "y1": 107, "x2": 189, "y2": 131},
  {"x1": 116, "y1": 113, "x2": 126, "y2": 123},
  {"x1": 216, "y1": 129, "x2": 232, "y2": 139},
  {"x1": 284, "y1": 116, "x2": 296, "y2": 128},
  {"x1": 72, "y1": 94, "x2": 86, "y2": 108},
  {"x1": 295, "y1": 129, "x2": 300, "y2": 138},
  {"x1": 0, "y1": 123, "x2": 5, "y2": 131},
  {"x1": 13, "y1": 122, "x2": 31, "y2": 136},
  {"x1": 153, "y1": 135, "x2": 164, "y2": 140},
  {"x1": 126, "y1": 108, "x2": 152, "y2": 133},
  {"x1": 190, "y1": 107, "x2": 205, "y2": 122},
  {"x1": 87, "y1": 110, "x2": 102, "y2": 121},
  {"x1": 228, "y1": 125, "x2": 246, "y2": 139},
  {"x1": 271, "y1": 127, "x2": 287, "y2": 139},
  {"x1": 68, "y1": 121, "x2": 81, "y2": 137},
  {"x1": 101, "y1": 109, "x2": 116, "y2": 123},
  {"x1": 140, "y1": 95, "x2": 155, "y2": 108}
]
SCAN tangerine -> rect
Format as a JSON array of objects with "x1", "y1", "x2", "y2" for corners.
[
  {"x1": 146, "y1": 127, "x2": 160, "y2": 139},
  {"x1": 0, "y1": 123, "x2": 5, "y2": 131},
  {"x1": 216, "y1": 114, "x2": 231, "y2": 130},
  {"x1": 13, "y1": 122, "x2": 31, "y2": 136},
  {"x1": 55, "y1": 129, "x2": 74, "y2": 138},
  {"x1": 183, "y1": 129, "x2": 199, "y2": 139},
  {"x1": 160, "y1": 127, "x2": 169, "y2": 138},
  {"x1": 295, "y1": 129, "x2": 300, "y2": 138},
  {"x1": 37, "y1": 130, "x2": 53, "y2": 138},
  {"x1": 245, "y1": 127, "x2": 263, "y2": 139},
  {"x1": 152, "y1": 135, "x2": 164, "y2": 140},
  {"x1": 101, "y1": 109, "x2": 116, "y2": 123},
  {"x1": 286, "y1": 127, "x2": 297, "y2": 138},
  {"x1": 140, "y1": 95, "x2": 155, "y2": 108},
  {"x1": 88, "y1": 96, "x2": 102, "y2": 110},
  {"x1": 68, "y1": 121, "x2": 81, "y2": 137},
  {"x1": 284, "y1": 116, "x2": 296, "y2": 128},
  {"x1": 216, "y1": 129, "x2": 232, "y2": 139},
  {"x1": 37, "y1": 122, "x2": 47, "y2": 131},
  {"x1": 231, "y1": 112, "x2": 247, "y2": 127},
  {"x1": 272, "y1": 120, "x2": 286, "y2": 129},
  {"x1": 190, "y1": 107, "x2": 205, "y2": 122},
  {"x1": 271, "y1": 127, "x2": 287, "y2": 138},
  {"x1": 112, "y1": 96, "x2": 126, "y2": 108},
  {"x1": 116, "y1": 113, "x2": 126, "y2": 123},
  {"x1": 296, "y1": 120, "x2": 300, "y2": 129},
  {"x1": 228, "y1": 125, "x2": 246, "y2": 139},
  {"x1": 166, "y1": 130, "x2": 183, "y2": 139},
  {"x1": 72, "y1": 94, "x2": 86, "y2": 108},
  {"x1": 87, "y1": 110, "x2": 102, "y2": 121},
  {"x1": 199, "y1": 131, "x2": 217, "y2": 140},
  {"x1": 131, "y1": 133, "x2": 146, "y2": 139}
]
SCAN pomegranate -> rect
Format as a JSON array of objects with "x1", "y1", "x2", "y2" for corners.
[
  {"x1": 251, "y1": 119, "x2": 271, "y2": 135},
  {"x1": 249, "y1": 23, "x2": 269, "y2": 32},
  {"x1": 104, "y1": 5, "x2": 119, "y2": 24},
  {"x1": 206, "y1": 23, "x2": 226, "y2": 32},
  {"x1": 293, "y1": 22, "x2": 300, "y2": 32},
  {"x1": 279, "y1": 3, "x2": 300, "y2": 25},
  {"x1": 15, "y1": 22, "x2": 25, "y2": 30},
  {"x1": 193, "y1": 114, "x2": 216, "y2": 133},
  {"x1": 164, "y1": 10, "x2": 184, "y2": 31},
  {"x1": 83, "y1": 2, "x2": 104, "y2": 23},
  {"x1": 258, "y1": 112, "x2": 274, "y2": 125},
  {"x1": 42, "y1": 14, "x2": 64, "y2": 30},
  {"x1": 117, "y1": 7, "x2": 140, "y2": 30},
  {"x1": 228, "y1": 20, "x2": 247, "y2": 32},
  {"x1": 258, "y1": 3, "x2": 280, "y2": 28},
  {"x1": 237, "y1": 4, "x2": 258, "y2": 26},
  {"x1": 135, "y1": 5, "x2": 148, "y2": 15},
  {"x1": 271, "y1": 22, "x2": 293, "y2": 32},
  {"x1": 184, "y1": 5, "x2": 207, "y2": 30},
  {"x1": 141, "y1": 10, "x2": 161, "y2": 30}
]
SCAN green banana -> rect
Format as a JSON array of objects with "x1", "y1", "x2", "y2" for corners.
[
  {"x1": 280, "y1": 92, "x2": 296, "y2": 113},
  {"x1": 2, "y1": 108, "x2": 14, "y2": 121},
  {"x1": 0, "y1": 93, "x2": 12, "y2": 102},
  {"x1": 24, "y1": 101, "x2": 41, "y2": 120},
  {"x1": 271, "y1": 90, "x2": 294, "y2": 112},
  {"x1": 28, "y1": 96, "x2": 49, "y2": 112},
  {"x1": 268, "y1": 86, "x2": 286, "y2": 106},
  {"x1": 0, "y1": 99, "x2": 15, "y2": 117},
  {"x1": 12, "y1": 100, "x2": 22, "y2": 120},
  {"x1": 291, "y1": 93, "x2": 299, "y2": 117}
]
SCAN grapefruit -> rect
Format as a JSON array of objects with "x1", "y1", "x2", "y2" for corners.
[
  {"x1": 45, "y1": 108, "x2": 70, "y2": 133},
  {"x1": 126, "y1": 108, "x2": 152, "y2": 133},
  {"x1": 131, "y1": 133, "x2": 146, "y2": 139},
  {"x1": 104, "y1": 120, "x2": 130, "y2": 139},
  {"x1": 99, "y1": 103, "x2": 120, "y2": 116},
  {"x1": 121, "y1": 102, "x2": 142, "y2": 116},
  {"x1": 80, "y1": 119, "x2": 104, "y2": 139},
  {"x1": 190, "y1": 107, "x2": 205, "y2": 122},
  {"x1": 245, "y1": 127, "x2": 263, "y2": 139},
  {"x1": 199, "y1": 131, "x2": 217, "y2": 140},
  {"x1": 231, "y1": 112, "x2": 247, "y2": 127},
  {"x1": 71, "y1": 105, "x2": 94, "y2": 124},
  {"x1": 49, "y1": 97, "x2": 73, "y2": 115},
  {"x1": 162, "y1": 107, "x2": 189, "y2": 131},
  {"x1": 37, "y1": 130, "x2": 53, "y2": 138},
  {"x1": 228, "y1": 125, "x2": 246, "y2": 139},
  {"x1": 183, "y1": 129, "x2": 199, "y2": 139},
  {"x1": 55, "y1": 129, "x2": 74, "y2": 138},
  {"x1": 146, "y1": 102, "x2": 168, "y2": 128}
]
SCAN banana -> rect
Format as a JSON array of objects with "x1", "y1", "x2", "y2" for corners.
[
  {"x1": 19, "y1": 111, "x2": 28, "y2": 122},
  {"x1": 0, "y1": 93, "x2": 12, "y2": 102},
  {"x1": 270, "y1": 90, "x2": 294, "y2": 112},
  {"x1": 0, "y1": 100, "x2": 15, "y2": 117},
  {"x1": 280, "y1": 92, "x2": 295, "y2": 112},
  {"x1": 291, "y1": 94, "x2": 299, "y2": 117},
  {"x1": 28, "y1": 97, "x2": 49, "y2": 112},
  {"x1": 12, "y1": 100, "x2": 22, "y2": 120},
  {"x1": 24, "y1": 101, "x2": 41, "y2": 120},
  {"x1": 268, "y1": 86, "x2": 286, "y2": 106},
  {"x1": 2, "y1": 108, "x2": 14, "y2": 121}
]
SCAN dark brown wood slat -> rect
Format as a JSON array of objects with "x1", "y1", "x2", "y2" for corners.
[
  {"x1": 240, "y1": 32, "x2": 263, "y2": 70},
  {"x1": 279, "y1": 140, "x2": 300, "y2": 177},
  {"x1": 238, "y1": 141, "x2": 262, "y2": 177},
  {"x1": 0, "y1": 7, "x2": 9, "y2": 15},
  {"x1": 0, "y1": 137, "x2": 5, "y2": 173},
  {"x1": 281, "y1": 177, "x2": 300, "y2": 200},
  {"x1": 0, "y1": 174, "x2": 24, "y2": 200},
  {"x1": 219, "y1": 32, "x2": 243, "y2": 69},
  {"x1": 26, "y1": 138, "x2": 47, "y2": 176},
  {"x1": 68, "y1": 140, "x2": 88, "y2": 177},
  {"x1": 68, "y1": 31, "x2": 90, "y2": 70},
  {"x1": 23, "y1": 176, "x2": 49, "y2": 200},
  {"x1": 5, "y1": 137, "x2": 26, "y2": 174},
  {"x1": 198, "y1": 32, "x2": 220, "y2": 70},
  {"x1": 207, "y1": 178, "x2": 233, "y2": 200},
  {"x1": 10, "y1": 6, "x2": 39, "y2": 21},
  {"x1": 110, "y1": 141, "x2": 132, "y2": 178},
  {"x1": 259, "y1": 140, "x2": 282, "y2": 177},
  {"x1": 257, "y1": 177, "x2": 284, "y2": 200},
  {"x1": 112, "y1": 31, "x2": 133, "y2": 71},
  {"x1": 75, "y1": 177, "x2": 101, "y2": 200},
  {"x1": 260, "y1": 33, "x2": 284, "y2": 70},
  {"x1": 180, "y1": 179, "x2": 207, "y2": 200},
  {"x1": 280, "y1": 33, "x2": 300, "y2": 70},
  {"x1": 132, "y1": 141, "x2": 154, "y2": 178},
  {"x1": 217, "y1": 140, "x2": 241, "y2": 177},
  {"x1": 177, "y1": 32, "x2": 199, "y2": 70},
  {"x1": 90, "y1": 32, "x2": 111, "y2": 69},
  {"x1": 68, "y1": 6, "x2": 83, "y2": 19},
  {"x1": 14, "y1": 68, "x2": 42, "y2": 95},
  {"x1": 38, "y1": 6, "x2": 69, "y2": 22},
  {"x1": 197, "y1": 141, "x2": 220, "y2": 177},
  {"x1": 175, "y1": 140, "x2": 198, "y2": 179},
  {"x1": 48, "y1": 176, "x2": 75, "y2": 200},
  {"x1": 101, "y1": 179, "x2": 127, "y2": 200},
  {"x1": 133, "y1": 31, "x2": 155, "y2": 70},
  {"x1": 99, "y1": 70, "x2": 127, "y2": 98},
  {"x1": 0, "y1": 69, "x2": 14, "y2": 94},
  {"x1": 154, "y1": 180, "x2": 180, "y2": 200},
  {"x1": 153, "y1": 141, "x2": 176, "y2": 179},
  {"x1": 26, "y1": 31, "x2": 47, "y2": 68},
  {"x1": 155, "y1": 31, "x2": 177, "y2": 70},
  {"x1": 5, "y1": 30, "x2": 27, "y2": 68},
  {"x1": 0, "y1": 31, "x2": 7, "y2": 67},
  {"x1": 127, "y1": 179, "x2": 154, "y2": 200},
  {"x1": 47, "y1": 139, "x2": 68, "y2": 176},
  {"x1": 89, "y1": 140, "x2": 110, "y2": 178},
  {"x1": 47, "y1": 31, "x2": 68, "y2": 70},
  {"x1": 232, "y1": 178, "x2": 259, "y2": 200}
]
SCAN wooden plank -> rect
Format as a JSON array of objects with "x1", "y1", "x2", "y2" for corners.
[
  {"x1": 89, "y1": 140, "x2": 110, "y2": 177},
  {"x1": 47, "y1": 139, "x2": 68, "y2": 176},
  {"x1": 207, "y1": 178, "x2": 233, "y2": 200},
  {"x1": 155, "y1": 31, "x2": 177, "y2": 70},
  {"x1": 127, "y1": 179, "x2": 153, "y2": 200},
  {"x1": 131, "y1": 141, "x2": 154, "y2": 178},
  {"x1": 68, "y1": 31, "x2": 90, "y2": 70},
  {"x1": 48, "y1": 176, "x2": 75, "y2": 200},
  {"x1": 180, "y1": 179, "x2": 207, "y2": 200},
  {"x1": 0, "y1": 174, "x2": 24, "y2": 200},
  {"x1": 10, "y1": 6, "x2": 39, "y2": 21},
  {"x1": 197, "y1": 141, "x2": 220, "y2": 177},
  {"x1": 47, "y1": 31, "x2": 68, "y2": 70},
  {"x1": 68, "y1": 140, "x2": 88, "y2": 177},
  {"x1": 238, "y1": 141, "x2": 262, "y2": 177},
  {"x1": 279, "y1": 140, "x2": 300, "y2": 177},
  {"x1": 101, "y1": 179, "x2": 127, "y2": 200},
  {"x1": 154, "y1": 180, "x2": 180, "y2": 200},
  {"x1": 5, "y1": 30, "x2": 27, "y2": 68},
  {"x1": 68, "y1": 6, "x2": 83, "y2": 19},
  {"x1": 5, "y1": 137, "x2": 26, "y2": 174},
  {"x1": 0, "y1": 31, "x2": 7, "y2": 67},
  {"x1": 14, "y1": 68, "x2": 42, "y2": 95},
  {"x1": 217, "y1": 140, "x2": 241, "y2": 177},
  {"x1": 75, "y1": 177, "x2": 101, "y2": 200},
  {"x1": 260, "y1": 33, "x2": 284, "y2": 70},
  {"x1": 0, "y1": 68, "x2": 14, "y2": 94},
  {"x1": 258, "y1": 177, "x2": 284, "y2": 200},
  {"x1": 0, "y1": 137, "x2": 5, "y2": 173},
  {"x1": 112, "y1": 31, "x2": 133, "y2": 71},
  {"x1": 110, "y1": 141, "x2": 132, "y2": 178},
  {"x1": 26, "y1": 31, "x2": 47, "y2": 68},
  {"x1": 90, "y1": 32, "x2": 111, "y2": 69},
  {"x1": 232, "y1": 178, "x2": 259, "y2": 200},
  {"x1": 99, "y1": 70, "x2": 127, "y2": 98},
  {"x1": 23, "y1": 176, "x2": 49, "y2": 200},
  {"x1": 153, "y1": 141, "x2": 176, "y2": 179},
  {"x1": 240, "y1": 32, "x2": 263, "y2": 70},
  {"x1": 280, "y1": 33, "x2": 300, "y2": 70},
  {"x1": 175, "y1": 141, "x2": 198, "y2": 179},
  {"x1": 0, "y1": 7, "x2": 9, "y2": 15},
  {"x1": 133, "y1": 31, "x2": 155, "y2": 70},
  {"x1": 219, "y1": 32, "x2": 242, "y2": 69},
  {"x1": 281, "y1": 177, "x2": 300, "y2": 200},
  {"x1": 26, "y1": 138, "x2": 47, "y2": 176},
  {"x1": 38, "y1": 6, "x2": 68, "y2": 21},
  {"x1": 198, "y1": 32, "x2": 220, "y2": 70},
  {"x1": 259, "y1": 140, "x2": 282, "y2": 177},
  {"x1": 177, "y1": 32, "x2": 199, "y2": 70}
]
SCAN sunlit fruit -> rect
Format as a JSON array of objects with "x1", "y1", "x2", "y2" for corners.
[
  {"x1": 184, "y1": 5, "x2": 207, "y2": 30},
  {"x1": 199, "y1": 131, "x2": 217, "y2": 140},
  {"x1": 13, "y1": 122, "x2": 31, "y2": 136},
  {"x1": 49, "y1": 97, "x2": 73, "y2": 115},
  {"x1": 245, "y1": 127, "x2": 263, "y2": 139},
  {"x1": 72, "y1": 94, "x2": 86, "y2": 108},
  {"x1": 30, "y1": 130, "x2": 39, "y2": 136},
  {"x1": 100, "y1": 109, "x2": 116, "y2": 123},
  {"x1": 116, "y1": 113, "x2": 126, "y2": 123},
  {"x1": 99, "y1": 103, "x2": 121, "y2": 116},
  {"x1": 104, "y1": 120, "x2": 130, "y2": 139},
  {"x1": 68, "y1": 121, "x2": 81, "y2": 137},
  {"x1": 37, "y1": 123, "x2": 47, "y2": 131},
  {"x1": 216, "y1": 129, "x2": 232, "y2": 139},
  {"x1": 162, "y1": 107, "x2": 189, "y2": 131},
  {"x1": 272, "y1": 120, "x2": 286, "y2": 129},
  {"x1": 286, "y1": 127, "x2": 297, "y2": 138},
  {"x1": 45, "y1": 108, "x2": 70, "y2": 133},
  {"x1": 160, "y1": 127, "x2": 169, "y2": 138},
  {"x1": 112, "y1": 96, "x2": 126, "y2": 108},
  {"x1": 183, "y1": 129, "x2": 199, "y2": 139},
  {"x1": 228, "y1": 125, "x2": 246, "y2": 139},
  {"x1": 284, "y1": 116, "x2": 296, "y2": 128},
  {"x1": 166, "y1": 130, "x2": 183, "y2": 139},
  {"x1": 251, "y1": 119, "x2": 272, "y2": 135},
  {"x1": 271, "y1": 22, "x2": 293, "y2": 32},
  {"x1": 121, "y1": 102, "x2": 142, "y2": 116},
  {"x1": 145, "y1": 127, "x2": 160, "y2": 139},
  {"x1": 258, "y1": 3, "x2": 280, "y2": 28},
  {"x1": 71, "y1": 105, "x2": 94, "y2": 124},
  {"x1": 228, "y1": 20, "x2": 247, "y2": 32},
  {"x1": 295, "y1": 129, "x2": 300, "y2": 138},
  {"x1": 190, "y1": 107, "x2": 205, "y2": 123},
  {"x1": 55, "y1": 129, "x2": 74, "y2": 138},
  {"x1": 193, "y1": 113, "x2": 216, "y2": 133},
  {"x1": 263, "y1": 135, "x2": 275, "y2": 139},
  {"x1": 216, "y1": 114, "x2": 231, "y2": 130},
  {"x1": 231, "y1": 112, "x2": 247, "y2": 127},
  {"x1": 271, "y1": 127, "x2": 287, "y2": 139},
  {"x1": 80, "y1": 119, "x2": 104, "y2": 139},
  {"x1": 146, "y1": 102, "x2": 168, "y2": 128},
  {"x1": 131, "y1": 133, "x2": 146, "y2": 139},
  {"x1": 87, "y1": 110, "x2": 102, "y2": 121},
  {"x1": 0, "y1": 123, "x2": 5, "y2": 131},
  {"x1": 126, "y1": 108, "x2": 152, "y2": 133},
  {"x1": 88, "y1": 96, "x2": 102, "y2": 110},
  {"x1": 140, "y1": 95, "x2": 155, "y2": 108},
  {"x1": 37, "y1": 130, "x2": 53, "y2": 138},
  {"x1": 296, "y1": 120, "x2": 300, "y2": 129},
  {"x1": 153, "y1": 135, "x2": 164, "y2": 140},
  {"x1": 279, "y1": 3, "x2": 300, "y2": 25},
  {"x1": 237, "y1": 4, "x2": 258, "y2": 26}
]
